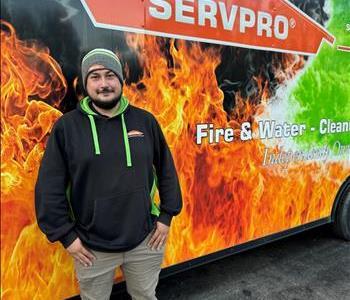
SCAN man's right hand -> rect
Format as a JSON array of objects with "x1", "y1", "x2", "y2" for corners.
[{"x1": 66, "y1": 238, "x2": 96, "y2": 267}]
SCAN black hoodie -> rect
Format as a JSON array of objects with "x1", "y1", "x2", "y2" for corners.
[{"x1": 35, "y1": 96, "x2": 182, "y2": 252}]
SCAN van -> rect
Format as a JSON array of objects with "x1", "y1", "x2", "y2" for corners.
[{"x1": 1, "y1": 0, "x2": 349, "y2": 299}]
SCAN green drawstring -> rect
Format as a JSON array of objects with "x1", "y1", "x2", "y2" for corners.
[
  {"x1": 87, "y1": 115, "x2": 101, "y2": 155},
  {"x1": 81, "y1": 97, "x2": 159, "y2": 215},
  {"x1": 87, "y1": 113, "x2": 132, "y2": 167},
  {"x1": 121, "y1": 113, "x2": 132, "y2": 167},
  {"x1": 81, "y1": 96, "x2": 132, "y2": 166}
]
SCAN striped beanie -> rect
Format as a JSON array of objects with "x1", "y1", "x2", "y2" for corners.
[{"x1": 81, "y1": 48, "x2": 123, "y2": 89}]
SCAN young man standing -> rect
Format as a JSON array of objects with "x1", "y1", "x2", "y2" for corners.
[{"x1": 35, "y1": 48, "x2": 182, "y2": 300}]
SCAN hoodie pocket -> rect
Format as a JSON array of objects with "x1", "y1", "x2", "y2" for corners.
[{"x1": 87, "y1": 186, "x2": 151, "y2": 243}]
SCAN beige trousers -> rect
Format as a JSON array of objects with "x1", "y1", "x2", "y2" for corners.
[{"x1": 74, "y1": 233, "x2": 165, "y2": 300}]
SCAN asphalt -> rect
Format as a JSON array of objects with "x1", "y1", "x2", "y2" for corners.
[{"x1": 111, "y1": 224, "x2": 350, "y2": 300}]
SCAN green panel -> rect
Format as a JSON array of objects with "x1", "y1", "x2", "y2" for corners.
[{"x1": 290, "y1": 0, "x2": 350, "y2": 148}]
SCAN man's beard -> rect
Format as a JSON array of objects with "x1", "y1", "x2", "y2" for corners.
[{"x1": 90, "y1": 91, "x2": 122, "y2": 109}]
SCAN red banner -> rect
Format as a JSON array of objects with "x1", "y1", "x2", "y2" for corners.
[{"x1": 81, "y1": 0, "x2": 335, "y2": 55}]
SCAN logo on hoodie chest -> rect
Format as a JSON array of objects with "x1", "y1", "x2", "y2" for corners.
[{"x1": 127, "y1": 130, "x2": 145, "y2": 138}]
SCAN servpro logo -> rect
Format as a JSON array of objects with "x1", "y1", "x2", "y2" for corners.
[
  {"x1": 149, "y1": 1, "x2": 291, "y2": 40},
  {"x1": 81, "y1": 0, "x2": 335, "y2": 55}
]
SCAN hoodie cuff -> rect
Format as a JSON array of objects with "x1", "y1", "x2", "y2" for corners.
[
  {"x1": 60, "y1": 230, "x2": 78, "y2": 248},
  {"x1": 157, "y1": 211, "x2": 173, "y2": 227}
]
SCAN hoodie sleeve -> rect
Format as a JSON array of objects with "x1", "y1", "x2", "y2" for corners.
[
  {"x1": 152, "y1": 116, "x2": 183, "y2": 226},
  {"x1": 35, "y1": 119, "x2": 78, "y2": 248}
]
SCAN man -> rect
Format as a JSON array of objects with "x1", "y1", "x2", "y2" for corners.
[{"x1": 35, "y1": 48, "x2": 182, "y2": 300}]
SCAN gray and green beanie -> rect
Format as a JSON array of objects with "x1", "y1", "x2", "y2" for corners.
[{"x1": 81, "y1": 48, "x2": 124, "y2": 89}]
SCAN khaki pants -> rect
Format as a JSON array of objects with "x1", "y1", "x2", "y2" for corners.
[{"x1": 74, "y1": 233, "x2": 165, "y2": 300}]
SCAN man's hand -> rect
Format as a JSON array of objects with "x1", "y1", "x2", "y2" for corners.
[
  {"x1": 148, "y1": 222, "x2": 169, "y2": 251},
  {"x1": 67, "y1": 238, "x2": 96, "y2": 267}
]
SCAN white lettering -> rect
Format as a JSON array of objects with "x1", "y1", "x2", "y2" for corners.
[
  {"x1": 320, "y1": 119, "x2": 350, "y2": 135},
  {"x1": 196, "y1": 124, "x2": 209, "y2": 144},
  {"x1": 209, "y1": 123, "x2": 214, "y2": 143},
  {"x1": 218, "y1": 2, "x2": 238, "y2": 30},
  {"x1": 258, "y1": 120, "x2": 306, "y2": 139},
  {"x1": 240, "y1": 7, "x2": 256, "y2": 33},
  {"x1": 176, "y1": 0, "x2": 195, "y2": 25},
  {"x1": 195, "y1": 124, "x2": 236, "y2": 144},
  {"x1": 225, "y1": 128, "x2": 234, "y2": 142},
  {"x1": 148, "y1": 1, "x2": 291, "y2": 40},
  {"x1": 149, "y1": 0, "x2": 171, "y2": 20},
  {"x1": 274, "y1": 15, "x2": 289, "y2": 40},
  {"x1": 320, "y1": 119, "x2": 327, "y2": 134},
  {"x1": 198, "y1": 0, "x2": 217, "y2": 28},
  {"x1": 257, "y1": 11, "x2": 272, "y2": 37}
]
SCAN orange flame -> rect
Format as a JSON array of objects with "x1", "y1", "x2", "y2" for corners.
[
  {"x1": 123, "y1": 33, "x2": 349, "y2": 266},
  {"x1": 1, "y1": 24, "x2": 349, "y2": 300},
  {"x1": 1, "y1": 20, "x2": 77, "y2": 299}
]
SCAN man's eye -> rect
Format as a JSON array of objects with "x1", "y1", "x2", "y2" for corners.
[{"x1": 107, "y1": 73, "x2": 116, "y2": 78}]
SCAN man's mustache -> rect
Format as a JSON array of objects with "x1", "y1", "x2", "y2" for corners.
[{"x1": 97, "y1": 87, "x2": 114, "y2": 93}]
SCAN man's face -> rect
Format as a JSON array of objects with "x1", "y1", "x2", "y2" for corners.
[{"x1": 86, "y1": 64, "x2": 122, "y2": 109}]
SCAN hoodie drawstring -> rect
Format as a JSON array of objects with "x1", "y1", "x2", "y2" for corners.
[
  {"x1": 87, "y1": 113, "x2": 132, "y2": 167},
  {"x1": 87, "y1": 115, "x2": 101, "y2": 155},
  {"x1": 80, "y1": 96, "x2": 162, "y2": 215},
  {"x1": 121, "y1": 113, "x2": 132, "y2": 167}
]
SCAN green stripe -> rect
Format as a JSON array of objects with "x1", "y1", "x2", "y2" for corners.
[
  {"x1": 82, "y1": 49, "x2": 121, "y2": 64},
  {"x1": 150, "y1": 168, "x2": 160, "y2": 217},
  {"x1": 65, "y1": 182, "x2": 75, "y2": 221},
  {"x1": 88, "y1": 115, "x2": 101, "y2": 155},
  {"x1": 121, "y1": 113, "x2": 132, "y2": 167}
]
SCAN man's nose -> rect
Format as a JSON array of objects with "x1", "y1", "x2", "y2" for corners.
[
  {"x1": 101, "y1": 78, "x2": 108, "y2": 86},
  {"x1": 99, "y1": 76, "x2": 109, "y2": 87}
]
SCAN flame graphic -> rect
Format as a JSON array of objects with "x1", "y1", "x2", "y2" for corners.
[
  {"x1": 1, "y1": 20, "x2": 77, "y2": 299},
  {"x1": 123, "y1": 34, "x2": 349, "y2": 266},
  {"x1": 1, "y1": 24, "x2": 349, "y2": 299}
]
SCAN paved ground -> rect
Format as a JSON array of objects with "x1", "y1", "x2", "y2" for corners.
[{"x1": 111, "y1": 224, "x2": 350, "y2": 300}]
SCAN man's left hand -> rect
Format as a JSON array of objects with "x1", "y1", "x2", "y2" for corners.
[{"x1": 148, "y1": 221, "x2": 169, "y2": 251}]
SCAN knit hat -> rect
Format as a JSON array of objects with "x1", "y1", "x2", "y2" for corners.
[{"x1": 81, "y1": 48, "x2": 124, "y2": 89}]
